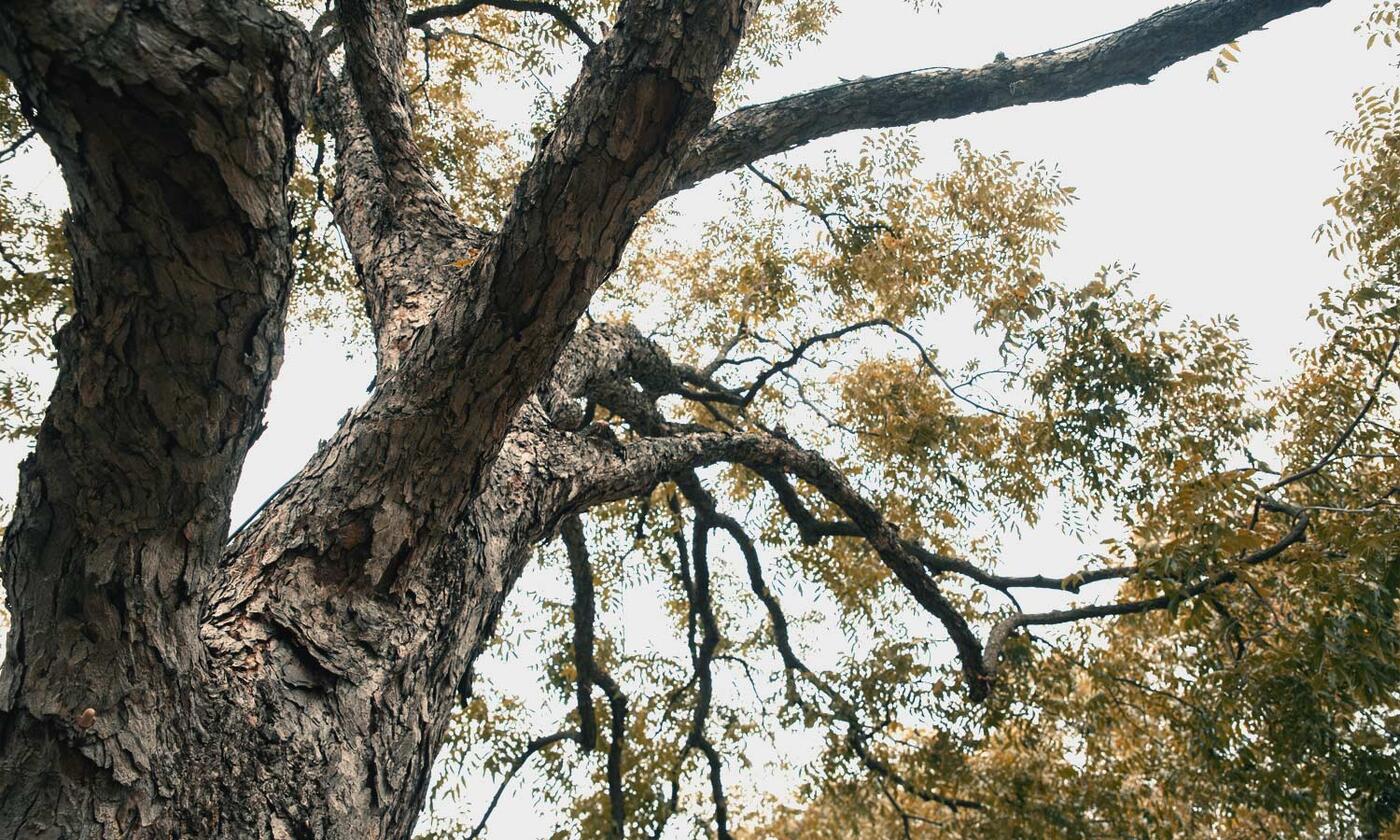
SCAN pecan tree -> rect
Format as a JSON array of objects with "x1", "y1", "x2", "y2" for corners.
[{"x1": 2, "y1": 0, "x2": 1395, "y2": 837}]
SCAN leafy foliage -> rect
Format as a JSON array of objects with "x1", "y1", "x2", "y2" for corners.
[{"x1": 0, "y1": 77, "x2": 68, "y2": 442}]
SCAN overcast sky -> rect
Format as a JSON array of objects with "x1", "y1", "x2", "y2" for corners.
[{"x1": 0, "y1": 0, "x2": 1392, "y2": 835}]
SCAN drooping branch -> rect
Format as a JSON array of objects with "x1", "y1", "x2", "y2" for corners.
[
  {"x1": 756, "y1": 467, "x2": 1132, "y2": 595},
  {"x1": 668, "y1": 0, "x2": 1330, "y2": 194},
  {"x1": 562, "y1": 514, "x2": 599, "y2": 751},
  {"x1": 557, "y1": 511, "x2": 629, "y2": 837},
  {"x1": 848, "y1": 727, "x2": 981, "y2": 814},
  {"x1": 594, "y1": 668, "x2": 629, "y2": 837},
  {"x1": 488, "y1": 311, "x2": 1332, "y2": 827},
  {"x1": 549, "y1": 326, "x2": 991, "y2": 694},
  {"x1": 726, "y1": 441, "x2": 993, "y2": 698},
  {"x1": 549, "y1": 322, "x2": 1327, "y2": 709},
  {"x1": 675, "y1": 478, "x2": 733, "y2": 840},
  {"x1": 687, "y1": 473, "x2": 981, "y2": 811}
]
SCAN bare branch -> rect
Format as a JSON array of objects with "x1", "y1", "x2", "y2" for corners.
[
  {"x1": 0, "y1": 127, "x2": 35, "y2": 164},
  {"x1": 669, "y1": 0, "x2": 1330, "y2": 194},
  {"x1": 683, "y1": 505, "x2": 733, "y2": 840},
  {"x1": 558, "y1": 511, "x2": 629, "y2": 835},
  {"x1": 757, "y1": 466, "x2": 1133, "y2": 594},
  {"x1": 984, "y1": 510, "x2": 1312, "y2": 680},
  {"x1": 594, "y1": 668, "x2": 629, "y2": 838},
  {"x1": 742, "y1": 319, "x2": 1011, "y2": 417},
  {"x1": 692, "y1": 475, "x2": 981, "y2": 811}
]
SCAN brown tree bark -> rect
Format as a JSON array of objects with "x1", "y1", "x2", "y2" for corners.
[{"x1": 0, "y1": 0, "x2": 1331, "y2": 836}]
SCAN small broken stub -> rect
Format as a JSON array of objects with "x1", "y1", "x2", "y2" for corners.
[{"x1": 75, "y1": 707, "x2": 97, "y2": 731}]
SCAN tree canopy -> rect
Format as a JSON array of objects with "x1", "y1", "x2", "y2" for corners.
[{"x1": 0, "y1": 0, "x2": 1396, "y2": 838}]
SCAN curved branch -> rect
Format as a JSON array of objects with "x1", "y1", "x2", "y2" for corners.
[
  {"x1": 1266, "y1": 335, "x2": 1399, "y2": 493},
  {"x1": 758, "y1": 467, "x2": 1132, "y2": 594},
  {"x1": 983, "y1": 510, "x2": 1311, "y2": 681},
  {"x1": 407, "y1": 0, "x2": 597, "y2": 48},
  {"x1": 467, "y1": 730, "x2": 580, "y2": 840},
  {"x1": 723, "y1": 440, "x2": 993, "y2": 698},
  {"x1": 694, "y1": 477, "x2": 980, "y2": 811},
  {"x1": 681, "y1": 504, "x2": 733, "y2": 840},
  {"x1": 669, "y1": 0, "x2": 1330, "y2": 194}
]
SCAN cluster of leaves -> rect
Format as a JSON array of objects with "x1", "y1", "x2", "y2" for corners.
[
  {"x1": 0, "y1": 77, "x2": 68, "y2": 442},
  {"x1": 1205, "y1": 40, "x2": 1241, "y2": 84}
]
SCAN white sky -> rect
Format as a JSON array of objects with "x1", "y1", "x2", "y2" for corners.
[{"x1": 0, "y1": 0, "x2": 1392, "y2": 835}]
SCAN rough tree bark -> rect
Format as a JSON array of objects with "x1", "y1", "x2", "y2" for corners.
[{"x1": 0, "y1": 0, "x2": 1330, "y2": 836}]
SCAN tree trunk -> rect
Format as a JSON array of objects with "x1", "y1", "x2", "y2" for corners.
[
  {"x1": 0, "y1": 0, "x2": 312, "y2": 834},
  {"x1": 0, "y1": 0, "x2": 750, "y2": 833}
]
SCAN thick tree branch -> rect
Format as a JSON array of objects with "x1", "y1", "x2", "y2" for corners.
[
  {"x1": 669, "y1": 0, "x2": 1330, "y2": 194},
  {"x1": 195, "y1": 10, "x2": 757, "y2": 834},
  {"x1": 211, "y1": 0, "x2": 755, "y2": 647},
  {"x1": 420, "y1": 0, "x2": 751, "y2": 488},
  {"x1": 319, "y1": 76, "x2": 487, "y2": 366},
  {"x1": 338, "y1": 0, "x2": 445, "y2": 210},
  {"x1": 0, "y1": 0, "x2": 311, "y2": 830}
]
